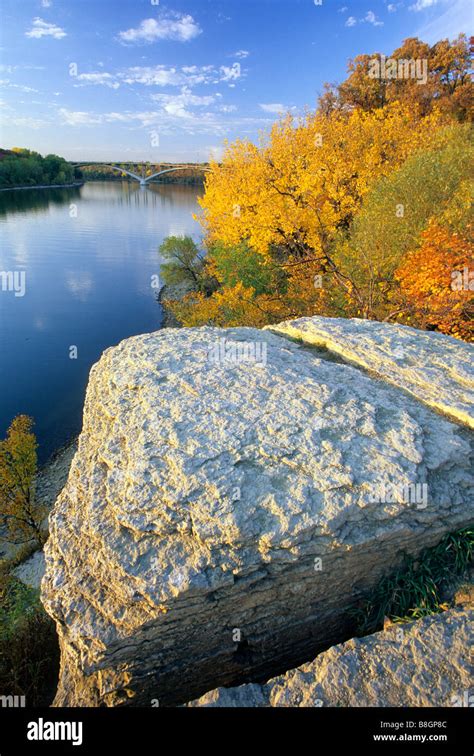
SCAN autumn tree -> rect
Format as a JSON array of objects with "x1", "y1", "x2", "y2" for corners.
[
  {"x1": 319, "y1": 35, "x2": 473, "y2": 121},
  {"x1": 0, "y1": 416, "x2": 47, "y2": 547},
  {"x1": 395, "y1": 223, "x2": 473, "y2": 340},
  {"x1": 171, "y1": 37, "x2": 471, "y2": 334},
  {"x1": 198, "y1": 102, "x2": 443, "y2": 318},
  {"x1": 167, "y1": 281, "x2": 287, "y2": 328},
  {"x1": 337, "y1": 124, "x2": 473, "y2": 319}
]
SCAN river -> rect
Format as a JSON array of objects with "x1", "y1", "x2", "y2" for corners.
[{"x1": 0, "y1": 181, "x2": 202, "y2": 462}]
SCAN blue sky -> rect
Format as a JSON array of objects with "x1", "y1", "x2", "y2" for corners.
[{"x1": 0, "y1": 0, "x2": 471, "y2": 162}]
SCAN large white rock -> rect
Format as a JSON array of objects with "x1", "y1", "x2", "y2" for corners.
[
  {"x1": 267, "y1": 317, "x2": 474, "y2": 428},
  {"x1": 189, "y1": 607, "x2": 473, "y2": 707},
  {"x1": 41, "y1": 322, "x2": 473, "y2": 706}
]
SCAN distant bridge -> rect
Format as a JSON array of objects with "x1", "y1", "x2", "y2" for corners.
[{"x1": 70, "y1": 162, "x2": 211, "y2": 186}]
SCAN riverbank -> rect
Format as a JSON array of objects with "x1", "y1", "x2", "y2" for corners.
[
  {"x1": 0, "y1": 181, "x2": 84, "y2": 192},
  {"x1": 158, "y1": 280, "x2": 195, "y2": 327}
]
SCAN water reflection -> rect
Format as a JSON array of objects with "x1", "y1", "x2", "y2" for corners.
[
  {"x1": 0, "y1": 180, "x2": 203, "y2": 216},
  {"x1": 0, "y1": 181, "x2": 202, "y2": 461},
  {"x1": 0, "y1": 186, "x2": 83, "y2": 218}
]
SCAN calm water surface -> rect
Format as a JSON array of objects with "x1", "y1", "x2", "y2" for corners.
[{"x1": 0, "y1": 181, "x2": 202, "y2": 461}]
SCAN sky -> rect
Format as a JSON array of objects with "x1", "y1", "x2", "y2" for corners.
[{"x1": 0, "y1": 0, "x2": 472, "y2": 162}]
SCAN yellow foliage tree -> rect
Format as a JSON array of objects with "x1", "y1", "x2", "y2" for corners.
[
  {"x1": 167, "y1": 282, "x2": 288, "y2": 328},
  {"x1": 198, "y1": 103, "x2": 444, "y2": 316},
  {"x1": 0, "y1": 416, "x2": 47, "y2": 547}
]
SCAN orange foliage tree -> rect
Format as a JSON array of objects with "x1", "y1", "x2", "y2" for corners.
[{"x1": 395, "y1": 223, "x2": 473, "y2": 340}]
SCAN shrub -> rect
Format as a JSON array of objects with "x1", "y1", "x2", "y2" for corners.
[{"x1": 0, "y1": 569, "x2": 59, "y2": 706}]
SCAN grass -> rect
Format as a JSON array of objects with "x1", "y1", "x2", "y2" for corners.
[
  {"x1": 352, "y1": 526, "x2": 474, "y2": 635},
  {"x1": 0, "y1": 564, "x2": 59, "y2": 706}
]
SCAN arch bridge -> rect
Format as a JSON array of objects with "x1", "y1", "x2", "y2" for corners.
[{"x1": 70, "y1": 162, "x2": 211, "y2": 186}]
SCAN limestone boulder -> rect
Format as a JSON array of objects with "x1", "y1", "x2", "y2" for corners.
[
  {"x1": 189, "y1": 607, "x2": 473, "y2": 707},
  {"x1": 267, "y1": 316, "x2": 474, "y2": 428},
  {"x1": 41, "y1": 321, "x2": 473, "y2": 706}
]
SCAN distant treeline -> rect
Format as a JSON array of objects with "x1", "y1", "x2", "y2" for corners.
[{"x1": 0, "y1": 148, "x2": 80, "y2": 189}]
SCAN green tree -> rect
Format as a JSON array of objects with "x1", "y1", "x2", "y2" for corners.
[
  {"x1": 159, "y1": 236, "x2": 206, "y2": 288},
  {"x1": 0, "y1": 149, "x2": 74, "y2": 188},
  {"x1": 0, "y1": 416, "x2": 47, "y2": 547},
  {"x1": 209, "y1": 241, "x2": 278, "y2": 296}
]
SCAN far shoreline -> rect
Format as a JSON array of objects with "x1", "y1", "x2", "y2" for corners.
[
  {"x1": 0, "y1": 181, "x2": 84, "y2": 192},
  {"x1": 0, "y1": 179, "x2": 204, "y2": 192}
]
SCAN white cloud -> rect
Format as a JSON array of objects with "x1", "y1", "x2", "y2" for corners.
[
  {"x1": 219, "y1": 104, "x2": 237, "y2": 113},
  {"x1": 345, "y1": 16, "x2": 357, "y2": 26},
  {"x1": 233, "y1": 50, "x2": 250, "y2": 58},
  {"x1": 41, "y1": 0, "x2": 52, "y2": 7},
  {"x1": 75, "y1": 72, "x2": 120, "y2": 89},
  {"x1": 220, "y1": 63, "x2": 241, "y2": 82},
  {"x1": 59, "y1": 109, "x2": 147, "y2": 126},
  {"x1": 2, "y1": 115, "x2": 46, "y2": 128},
  {"x1": 387, "y1": 3, "x2": 397, "y2": 11},
  {"x1": 63, "y1": 58, "x2": 245, "y2": 93},
  {"x1": 121, "y1": 64, "x2": 214, "y2": 87},
  {"x1": 365, "y1": 11, "x2": 384, "y2": 25},
  {"x1": 0, "y1": 64, "x2": 45, "y2": 72},
  {"x1": 338, "y1": 6, "x2": 348, "y2": 12},
  {"x1": 414, "y1": 0, "x2": 471, "y2": 41},
  {"x1": 259, "y1": 103, "x2": 287, "y2": 114},
  {"x1": 118, "y1": 14, "x2": 202, "y2": 44},
  {"x1": 150, "y1": 88, "x2": 218, "y2": 119},
  {"x1": 122, "y1": 66, "x2": 184, "y2": 87},
  {"x1": 57, "y1": 106, "x2": 274, "y2": 138},
  {"x1": 0, "y1": 80, "x2": 39, "y2": 93},
  {"x1": 58, "y1": 108, "x2": 103, "y2": 125},
  {"x1": 25, "y1": 17, "x2": 66, "y2": 39},
  {"x1": 120, "y1": 62, "x2": 242, "y2": 88},
  {"x1": 410, "y1": 0, "x2": 439, "y2": 10}
]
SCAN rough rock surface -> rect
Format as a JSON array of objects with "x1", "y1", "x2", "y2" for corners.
[
  {"x1": 13, "y1": 550, "x2": 46, "y2": 589},
  {"x1": 267, "y1": 317, "x2": 474, "y2": 428},
  {"x1": 189, "y1": 607, "x2": 473, "y2": 707},
  {"x1": 41, "y1": 321, "x2": 473, "y2": 707}
]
